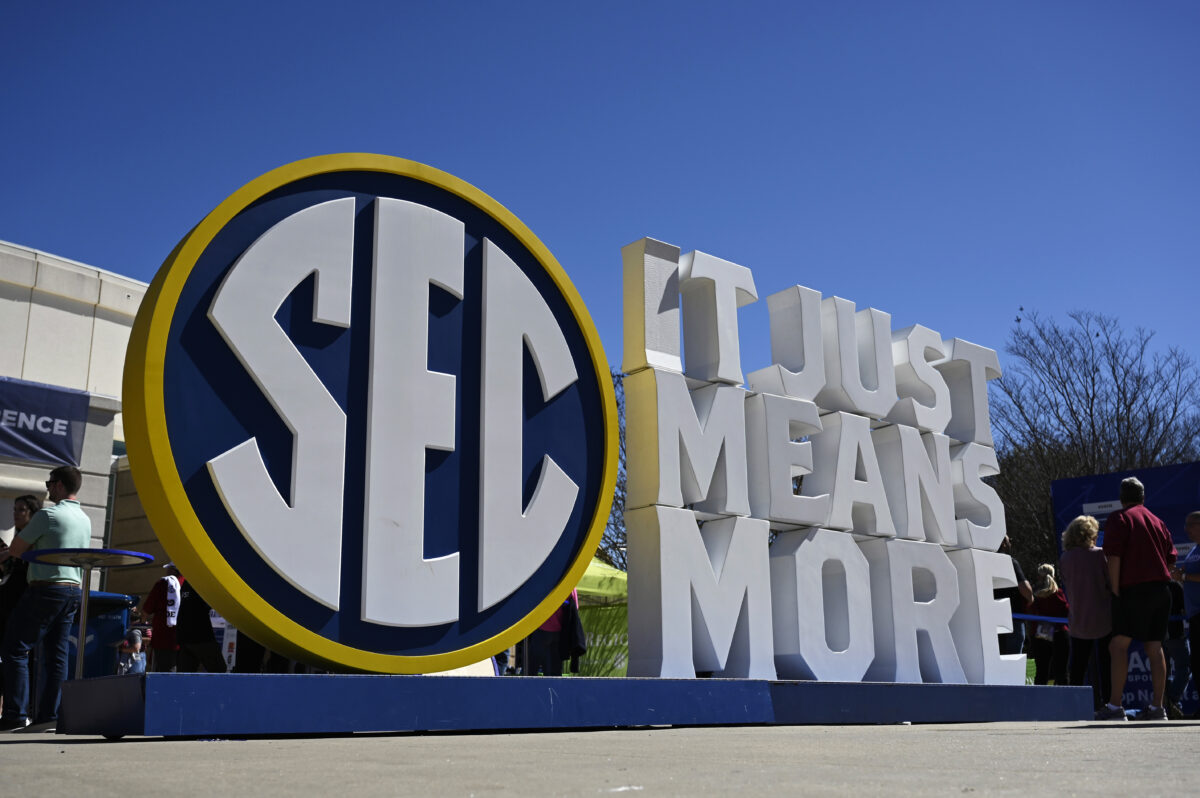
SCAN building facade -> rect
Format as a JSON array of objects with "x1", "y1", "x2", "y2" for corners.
[{"x1": 0, "y1": 239, "x2": 146, "y2": 587}]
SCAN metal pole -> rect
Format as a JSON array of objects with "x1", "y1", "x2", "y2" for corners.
[{"x1": 75, "y1": 565, "x2": 92, "y2": 680}]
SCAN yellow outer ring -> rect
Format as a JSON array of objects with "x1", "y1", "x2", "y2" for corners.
[{"x1": 123, "y1": 154, "x2": 618, "y2": 673}]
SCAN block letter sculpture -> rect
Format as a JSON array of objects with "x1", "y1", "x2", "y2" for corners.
[
  {"x1": 619, "y1": 230, "x2": 1013, "y2": 687},
  {"x1": 815, "y1": 297, "x2": 897, "y2": 419},
  {"x1": 802, "y1": 412, "x2": 894, "y2": 535},
  {"x1": 622, "y1": 237, "x2": 683, "y2": 375},
  {"x1": 363, "y1": 198, "x2": 464, "y2": 624},
  {"x1": 625, "y1": 368, "x2": 750, "y2": 516},
  {"x1": 934, "y1": 338, "x2": 1002, "y2": 446},
  {"x1": 478, "y1": 240, "x2": 581, "y2": 610},
  {"x1": 745, "y1": 392, "x2": 830, "y2": 529},
  {"x1": 861, "y1": 538, "x2": 967, "y2": 684},
  {"x1": 873, "y1": 425, "x2": 956, "y2": 545},
  {"x1": 949, "y1": 548, "x2": 1027, "y2": 685},
  {"x1": 950, "y1": 442, "x2": 1007, "y2": 551},
  {"x1": 627, "y1": 506, "x2": 775, "y2": 679},
  {"x1": 207, "y1": 198, "x2": 354, "y2": 610},
  {"x1": 679, "y1": 250, "x2": 758, "y2": 385},
  {"x1": 771, "y1": 528, "x2": 875, "y2": 681},
  {"x1": 747, "y1": 285, "x2": 827, "y2": 401},
  {"x1": 886, "y1": 324, "x2": 951, "y2": 433}
]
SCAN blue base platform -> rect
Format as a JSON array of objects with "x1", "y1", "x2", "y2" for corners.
[{"x1": 59, "y1": 674, "x2": 1092, "y2": 738}]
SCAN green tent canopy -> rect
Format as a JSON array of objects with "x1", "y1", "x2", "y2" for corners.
[
  {"x1": 574, "y1": 558, "x2": 629, "y2": 677},
  {"x1": 574, "y1": 557, "x2": 627, "y2": 606}
]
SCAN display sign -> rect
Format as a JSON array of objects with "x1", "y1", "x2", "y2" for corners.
[
  {"x1": 0, "y1": 376, "x2": 89, "y2": 466},
  {"x1": 623, "y1": 239, "x2": 1024, "y2": 684},
  {"x1": 123, "y1": 155, "x2": 617, "y2": 673},
  {"x1": 1052, "y1": 461, "x2": 1200, "y2": 546}
]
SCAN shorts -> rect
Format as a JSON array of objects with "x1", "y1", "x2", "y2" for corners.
[{"x1": 1111, "y1": 581, "x2": 1171, "y2": 642}]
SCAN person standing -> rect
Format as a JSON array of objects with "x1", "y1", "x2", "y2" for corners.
[
  {"x1": 174, "y1": 577, "x2": 226, "y2": 673},
  {"x1": 1026, "y1": 564, "x2": 1070, "y2": 685},
  {"x1": 0, "y1": 466, "x2": 91, "y2": 731},
  {"x1": 1059, "y1": 515, "x2": 1112, "y2": 710},
  {"x1": 142, "y1": 563, "x2": 182, "y2": 671},
  {"x1": 1, "y1": 494, "x2": 43, "y2": 714},
  {"x1": 1096, "y1": 477, "x2": 1177, "y2": 721},
  {"x1": 524, "y1": 590, "x2": 586, "y2": 676},
  {"x1": 526, "y1": 595, "x2": 571, "y2": 676},
  {"x1": 1164, "y1": 579, "x2": 1189, "y2": 718},
  {"x1": 996, "y1": 536, "x2": 1034, "y2": 655},
  {"x1": 1169, "y1": 511, "x2": 1200, "y2": 719}
]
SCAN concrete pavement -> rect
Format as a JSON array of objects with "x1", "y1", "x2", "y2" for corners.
[{"x1": 2, "y1": 721, "x2": 1195, "y2": 796}]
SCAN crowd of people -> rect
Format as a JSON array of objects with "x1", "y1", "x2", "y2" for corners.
[
  {"x1": 0, "y1": 465, "x2": 291, "y2": 732},
  {"x1": 1004, "y1": 477, "x2": 1200, "y2": 721},
  {"x1": 137, "y1": 564, "x2": 309, "y2": 674},
  {"x1": 2, "y1": 464, "x2": 1198, "y2": 731},
  {"x1": 0, "y1": 461, "x2": 586, "y2": 728}
]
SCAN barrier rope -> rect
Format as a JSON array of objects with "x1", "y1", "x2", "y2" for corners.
[{"x1": 1011, "y1": 612, "x2": 1187, "y2": 624}]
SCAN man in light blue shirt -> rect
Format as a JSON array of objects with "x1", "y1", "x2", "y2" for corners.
[{"x1": 0, "y1": 465, "x2": 91, "y2": 731}]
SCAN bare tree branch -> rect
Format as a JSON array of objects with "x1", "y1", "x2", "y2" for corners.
[
  {"x1": 595, "y1": 368, "x2": 628, "y2": 570},
  {"x1": 990, "y1": 311, "x2": 1200, "y2": 571}
]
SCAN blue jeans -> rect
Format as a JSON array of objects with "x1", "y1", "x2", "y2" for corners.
[
  {"x1": 1, "y1": 584, "x2": 81, "y2": 723},
  {"x1": 1165, "y1": 636, "x2": 1190, "y2": 705}
]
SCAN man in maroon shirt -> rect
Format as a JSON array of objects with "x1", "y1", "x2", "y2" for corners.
[{"x1": 1097, "y1": 477, "x2": 1177, "y2": 721}]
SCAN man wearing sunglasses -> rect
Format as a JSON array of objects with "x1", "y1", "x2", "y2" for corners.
[{"x1": 0, "y1": 465, "x2": 91, "y2": 731}]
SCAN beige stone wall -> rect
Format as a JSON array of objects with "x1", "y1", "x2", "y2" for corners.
[
  {"x1": 103, "y1": 456, "x2": 165, "y2": 600},
  {"x1": 0, "y1": 239, "x2": 145, "y2": 441},
  {"x1": 0, "y1": 240, "x2": 147, "y2": 582}
]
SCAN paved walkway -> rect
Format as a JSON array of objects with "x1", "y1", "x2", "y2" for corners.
[{"x1": 3, "y1": 721, "x2": 1195, "y2": 796}]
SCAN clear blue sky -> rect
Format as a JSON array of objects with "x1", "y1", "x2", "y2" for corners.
[{"x1": 2, "y1": 1, "x2": 1197, "y2": 377}]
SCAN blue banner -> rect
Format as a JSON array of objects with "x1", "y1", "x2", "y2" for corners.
[
  {"x1": 0, "y1": 376, "x2": 89, "y2": 466},
  {"x1": 1051, "y1": 461, "x2": 1200, "y2": 546}
]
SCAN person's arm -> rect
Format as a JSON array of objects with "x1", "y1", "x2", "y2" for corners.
[
  {"x1": 1018, "y1": 580, "x2": 1034, "y2": 605},
  {"x1": 5, "y1": 536, "x2": 30, "y2": 561},
  {"x1": 2, "y1": 510, "x2": 46, "y2": 562},
  {"x1": 1108, "y1": 555, "x2": 1121, "y2": 597}
]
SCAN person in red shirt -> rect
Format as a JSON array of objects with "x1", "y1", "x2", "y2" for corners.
[
  {"x1": 1096, "y1": 477, "x2": 1177, "y2": 721},
  {"x1": 141, "y1": 563, "x2": 182, "y2": 672},
  {"x1": 1026, "y1": 563, "x2": 1070, "y2": 685}
]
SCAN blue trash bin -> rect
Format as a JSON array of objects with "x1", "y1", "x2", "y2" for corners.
[{"x1": 65, "y1": 591, "x2": 139, "y2": 679}]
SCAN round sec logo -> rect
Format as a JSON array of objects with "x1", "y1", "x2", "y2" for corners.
[{"x1": 124, "y1": 154, "x2": 617, "y2": 673}]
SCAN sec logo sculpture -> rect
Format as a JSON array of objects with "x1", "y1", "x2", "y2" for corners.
[{"x1": 124, "y1": 154, "x2": 617, "y2": 672}]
